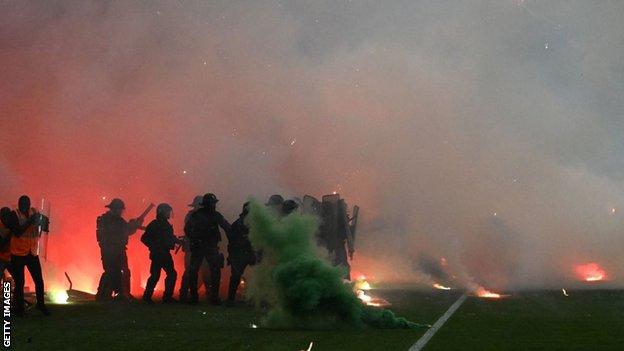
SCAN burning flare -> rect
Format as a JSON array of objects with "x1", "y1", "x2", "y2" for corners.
[
  {"x1": 356, "y1": 290, "x2": 390, "y2": 307},
  {"x1": 354, "y1": 278, "x2": 371, "y2": 291},
  {"x1": 474, "y1": 287, "x2": 502, "y2": 299},
  {"x1": 432, "y1": 283, "x2": 451, "y2": 290},
  {"x1": 50, "y1": 290, "x2": 69, "y2": 304},
  {"x1": 357, "y1": 289, "x2": 372, "y2": 303},
  {"x1": 352, "y1": 276, "x2": 391, "y2": 307},
  {"x1": 575, "y1": 262, "x2": 607, "y2": 282}
]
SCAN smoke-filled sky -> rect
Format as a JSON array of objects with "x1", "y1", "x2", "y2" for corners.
[{"x1": 1, "y1": 0, "x2": 623, "y2": 291}]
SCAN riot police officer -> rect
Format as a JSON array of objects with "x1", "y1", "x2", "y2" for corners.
[
  {"x1": 179, "y1": 195, "x2": 211, "y2": 302},
  {"x1": 141, "y1": 203, "x2": 181, "y2": 304},
  {"x1": 281, "y1": 199, "x2": 299, "y2": 217},
  {"x1": 265, "y1": 194, "x2": 284, "y2": 217},
  {"x1": 96, "y1": 199, "x2": 143, "y2": 301},
  {"x1": 184, "y1": 193, "x2": 230, "y2": 305},
  {"x1": 225, "y1": 202, "x2": 256, "y2": 306}
]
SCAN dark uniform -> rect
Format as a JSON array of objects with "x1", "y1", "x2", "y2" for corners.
[
  {"x1": 281, "y1": 199, "x2": 299, "y2": 217},
  {"x1": 0, "y1": 208, "x2": 13, "y2": 274},
  {"x1": 96, "y1": 199, "x2": 140, "y2": 301},
  {"x1": 320, "y1": 196, "x2": 354, "y2": 280},
  {"x1": 141, "y1": 211, "x2": 178, "y2": 303},
  {"x1": 266, "y1": 194, "x2": 284, "y2": 217},
  {"x1": 184, "y1": 193, "x2": 230, "y2": 304},
  {"x1": 179, "y1": 195, "x2": 211, "y2": 302},
  {"x1": 226, "y1": 203, "x2": 256, "y2": 304}
]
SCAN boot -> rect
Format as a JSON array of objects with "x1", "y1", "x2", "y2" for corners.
[
  {"x1": 36, "y1": 304, "x2": 51, "y2": 316},
  {"x1": 142, "y1": 296, "x2": 155, "y2": 304}
]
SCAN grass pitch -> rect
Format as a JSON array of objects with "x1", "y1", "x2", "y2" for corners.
[
  {"x1": 10, "y1": 289, "x2": 623, "y2": 350},
  {"x1": 426, "y1": 289, "x2": 624, "y2": 350}
]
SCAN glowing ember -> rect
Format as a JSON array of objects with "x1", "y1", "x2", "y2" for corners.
[
  {"x1": 432, "y1": 283, "x2": 451, "y2": 290},
  {"x1": 357, "y1": 289, "x2": 372, "y2": 303},
  {"x1": 562, "y1": 288, "x2": 569, "y2": 297},
  {"x1": 354, "y1": 279, "x2": 371, "y2": 291},
  {"x1": 575, "y1": 262, "x2": 607, "y2": 282},
  {"x1": 356, "y1": 289, "x2": 391, "y2": 307},
  {"x1": 475, "y1": 287, "x2": 502, "y2": 299},
  {"x1": 50, "y1": 290, "x2": 69, "y2": 304}
]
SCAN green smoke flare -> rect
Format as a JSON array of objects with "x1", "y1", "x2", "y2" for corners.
[{"x1": 246, "y1": 200, "x2": 422, "y2": 329}]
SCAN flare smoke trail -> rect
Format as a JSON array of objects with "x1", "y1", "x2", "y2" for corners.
[{"x1": 246, "y1": 200, "x2": 417, "y2": 329}]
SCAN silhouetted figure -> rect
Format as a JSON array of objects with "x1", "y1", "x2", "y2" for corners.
[
  {"x1": 281, "y1": 199, "x2": 299, "y2": 217},
  {"x1": 333, "y1": 199, "x2": 354, "y2": 278},
  {"x1": 226, "y1": 202, "x2": 256, "y2": 306},
  {"x1": 266, "y1": 194, "x2": 284, "y2": 216},
  {"x1": 96, "y1": 198, "x2": 143, "y2": 301},
  {"x1": 319, "y1": 195, "x2": 355, "y2": 280},
  {"x1": 179, "y1": 195, "x2": 210, "y2": 302},
  {"x1": 9, "y1": 195, "x2": 50, "y2": 316},
  {"x1": 0, "y1": 207, "x2": 13, "y2": 275},
  {"x1": 141, "y1": 204, "x2": 181, "y2": 304},
  {"x1": 184, "y1": 193, "x2": 230, "y2": 305}
]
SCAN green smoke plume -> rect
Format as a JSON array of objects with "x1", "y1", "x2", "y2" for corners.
[{"x1": 246, "y1": 200, "x2": 421, "y2": 329}]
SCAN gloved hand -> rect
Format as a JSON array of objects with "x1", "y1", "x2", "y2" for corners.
[{"x1": 28, "y1": 213, "x2": 42, "y2": 226}]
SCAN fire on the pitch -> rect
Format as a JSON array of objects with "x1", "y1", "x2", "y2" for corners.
[
  {"x1": 432, "y1": 283, "x2": 451, "y2": 290},
  {"x1": 473, "y1": 286, "x2": 502, "y2": 299},
  {"x1": 353, "y1": 275, "x2": 391, "y2": 307},
  {"x1": 575, "y1": 262, "x2": 607, "y2": 282}
]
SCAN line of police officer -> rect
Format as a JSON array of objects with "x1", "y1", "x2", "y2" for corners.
[
  {"x1": 96, "y1": 193, "x2": 296, "y2": 306},
  {"x1": 0, "y1": 192, "x2": 346, "y2": 314}
]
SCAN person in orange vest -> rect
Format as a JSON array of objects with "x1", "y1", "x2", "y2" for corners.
[{"x1": 7, "y1": 195, "x2": 50, "y2": 316}]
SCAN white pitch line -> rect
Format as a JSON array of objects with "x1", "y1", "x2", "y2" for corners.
[{"x1": 408, "y1": 294, "x2": 468, "y2": 351}]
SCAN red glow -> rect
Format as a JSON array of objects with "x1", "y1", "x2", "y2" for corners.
[
  {"x1": 575, "y1": 262, "x2": 607, "y2": 282},
  {"x1": 474, "y1": 286, "x2": 502, "y2": 299}
]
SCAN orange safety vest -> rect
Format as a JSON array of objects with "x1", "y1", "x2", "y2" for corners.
[
  {"x1": 0, "y1": 221, "x2": 10, "y2": 262},
  {"x1": 10, "y1": 207, "x2": 40, "y2": 257}
]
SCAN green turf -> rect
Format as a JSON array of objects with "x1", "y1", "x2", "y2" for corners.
[
  {"x1": 10, "y1": 289, "x2": 623, "y2": 350},
  {"x1": 425, "y1": 290, "x2": 624, "y2": 351},
  {"x1": 10, "y1": 290, "x2": 457, "y2": 351}
]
